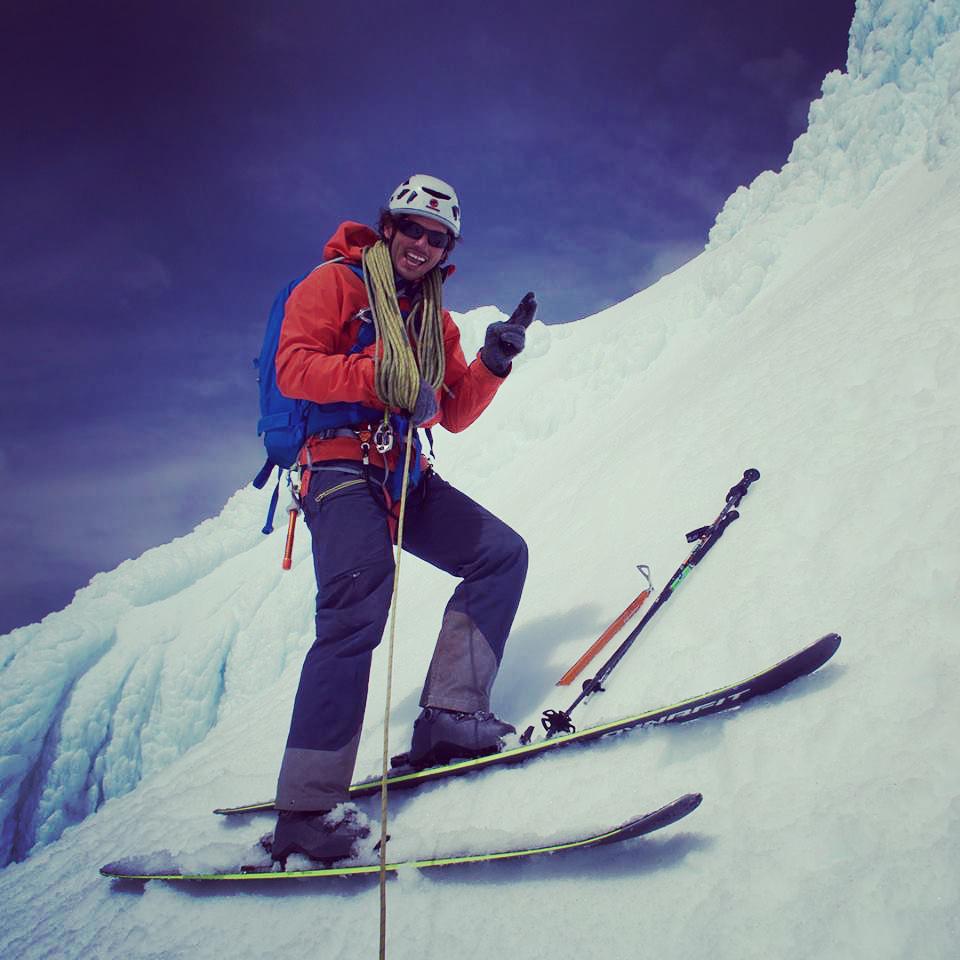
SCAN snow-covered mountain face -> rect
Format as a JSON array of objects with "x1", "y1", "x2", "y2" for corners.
[
  {"x1": 1, "y1": 2, "x2": 958, "y2": 957},
  {"x1": 707, "y1": 0, "x2": 960, "y2": 305}
]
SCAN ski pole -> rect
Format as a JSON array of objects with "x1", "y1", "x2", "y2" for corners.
[
  {"x1": 555, "y1": 566, "x2": 654, "y2": 686},
  {"x1": 531, "y1": 468, "x2": 760, "y2": 741}
]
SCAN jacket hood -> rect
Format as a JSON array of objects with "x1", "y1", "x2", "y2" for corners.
[
  {"x1": 323, "y1": 221, "x2": 457, "y2": 280},
  {"x1": 323, "y1": 221, "x2": 379, "y2": 263}
]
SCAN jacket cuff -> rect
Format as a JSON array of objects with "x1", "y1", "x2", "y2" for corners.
[{"x1": 476, "y1": 349, "x2": 511, "y2": 379}]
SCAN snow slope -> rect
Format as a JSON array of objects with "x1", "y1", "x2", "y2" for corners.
[{"x1": 1, "y1": 1, "x2": 959, "y2": 957}]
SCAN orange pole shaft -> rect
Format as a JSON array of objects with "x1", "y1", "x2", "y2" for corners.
[{"x1": 556, "y1": 589, "x2": 652, "y2": 686}]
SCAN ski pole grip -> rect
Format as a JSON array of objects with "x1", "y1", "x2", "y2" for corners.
[{"x1": 727, "y1": 467, "x2": 760, "y2": 505}]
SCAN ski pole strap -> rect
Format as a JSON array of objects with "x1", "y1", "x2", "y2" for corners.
[
  {"x1": 686, "y1": 508, "x2": 738, "y2": 564},
  {"x1": 684, "y1": 467, "x2": 759, "y2": 564}
]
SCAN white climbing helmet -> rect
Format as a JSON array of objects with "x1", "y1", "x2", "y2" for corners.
[{"x1": 388, "y1": 174, "x2": 461, "y2": 238}]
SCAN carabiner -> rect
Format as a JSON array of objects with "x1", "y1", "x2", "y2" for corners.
[{"x1": 373, "y1": 421, "x2": 394, "y2": 454}]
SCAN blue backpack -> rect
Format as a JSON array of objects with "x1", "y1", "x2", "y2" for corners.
[{"x1": 252, "y1": 259, "x2": 382, "y2": 533}]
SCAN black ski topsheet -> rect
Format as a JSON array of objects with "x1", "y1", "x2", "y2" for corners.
[
  {"x1": 102, "y1": 793, "x2": 703, "y2": 881},
  {"x1": 215, "y1": 633, "x2": 840, "y2": 816}
]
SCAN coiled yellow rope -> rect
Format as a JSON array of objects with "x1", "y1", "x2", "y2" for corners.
[{"x1": 361, "y1": 241, "x2": 446, "y2": 411}]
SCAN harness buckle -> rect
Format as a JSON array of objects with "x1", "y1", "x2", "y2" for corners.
[{"x1": 356, "y1": 428, "x2": 373, "y2": 467}]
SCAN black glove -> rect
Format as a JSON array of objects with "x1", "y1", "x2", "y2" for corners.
[{"x1": 482, "y1": 292, "x2": 537, "y2": 376}]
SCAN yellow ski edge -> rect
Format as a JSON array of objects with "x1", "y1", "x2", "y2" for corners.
[
  {"x1": 104, "y1": 793, "x2": 702, "y2": 881},
  {"x1": 357, "y1": 633, "x2": 840, "y2": 787}
]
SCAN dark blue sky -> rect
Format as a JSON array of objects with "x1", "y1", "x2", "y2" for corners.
[{"x1": 1, "y1": 0, "x2": 854, "y2": 633}]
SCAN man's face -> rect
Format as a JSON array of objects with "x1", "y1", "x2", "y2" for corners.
[{"x1": 384, "y1": 214, "x2": 451, "y2": 282}]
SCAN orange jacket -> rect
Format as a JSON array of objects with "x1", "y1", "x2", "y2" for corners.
[{"x1": 276, "y1": 222, "x2": 506, "y2": 474}]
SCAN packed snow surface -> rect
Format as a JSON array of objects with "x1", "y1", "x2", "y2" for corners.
[{"x1": 1, "y1": 1, "x2": 958, "y2": 957}]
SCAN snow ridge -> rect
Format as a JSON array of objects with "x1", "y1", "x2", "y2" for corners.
[{"x1": 0, "y1": 489, "x2": 269, "y2": 863}]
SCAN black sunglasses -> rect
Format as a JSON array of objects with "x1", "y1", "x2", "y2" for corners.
[{"x1": 395, "y1": 217, "x2": 453, "y2": 250}]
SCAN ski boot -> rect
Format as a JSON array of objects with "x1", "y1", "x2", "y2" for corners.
[
  {"x1": 270, "y1": 804, "x2": 370, "y2": 865},
  {"x1": 407, "y1": 707, "x2": 516, "y2": 768}
]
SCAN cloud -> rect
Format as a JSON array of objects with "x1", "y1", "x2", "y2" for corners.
[
  {"x1": 0, "y1": 416, "x2": 261, "y2": 634},
  {"x1": 630, "y1": 241, "x2": 704, "y2": 293},
  {"x1": 741, "y1": 48, "x2": 809, "y2": 98},
  {"x1": 2, "y1": 150, "x2": 174, "y2": 307}
]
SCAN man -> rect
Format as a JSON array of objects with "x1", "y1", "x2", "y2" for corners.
[{"x1": 271, "y1": 174, "x2": 536, "y2": 862}]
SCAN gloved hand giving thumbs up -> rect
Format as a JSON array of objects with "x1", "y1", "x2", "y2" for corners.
[{"x1": 481, "y1": 292, "x2": 538, "y2": 377}]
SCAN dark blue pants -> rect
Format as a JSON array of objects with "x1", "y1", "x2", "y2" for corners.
[{"x1": 276, "y1": 463, "x2": 527, "y2": 810}]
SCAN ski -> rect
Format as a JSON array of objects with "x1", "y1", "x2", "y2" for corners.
[
  {"x1": 101, "y1": 793, "x2": 702, "y2": 882},
  {"x1": 215, "y1": 633, "x2": 840, "y2": 817}
]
